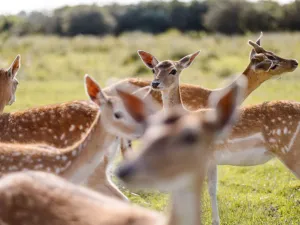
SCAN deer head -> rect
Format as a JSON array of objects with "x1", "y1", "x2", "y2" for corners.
[
  {"x1": 0, "y1": 55, "x2": 21, "y2": 112},
  {"x1": 85, "y1": 75, "x2": 149, "y2": 140},
  {"x1": 116, "y1": 76, "x2": 247, "y2": 191},
  {"x1": 137, "y1": 50, "x2": 200, "y2": 91},
  {"x1": 247, "y1": 32, "x2": 298, "y2": 80}
]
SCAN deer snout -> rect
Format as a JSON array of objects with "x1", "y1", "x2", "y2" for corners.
[
  {"x1": 291, "y1": 59, "x2": 298, "y2": 68},
  {"x1": 151, "y1": 80, "x2": 160, "y2": 89}
]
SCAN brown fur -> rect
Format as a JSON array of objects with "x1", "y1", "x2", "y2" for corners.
[
  {"x1": 196, "y1": 100, "x2": 300, "y2": 178},
  {"x1": 0, "y1": 171, "x2": 163, "y2": 225},
  {"x1": 0, "y1": 55, "x2": 20, "y2": 112},
  {"x1": 127, "y1": 78, "x2": 211, "y2": 109},
  {"x1": 0, "y1": 101, "x2": 98, "y2": 147},
  {"x1": 0, "y1": 101, "x2": 127, "y2": 200}
]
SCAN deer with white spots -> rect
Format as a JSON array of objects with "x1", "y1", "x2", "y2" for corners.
[
  {"x1": 0, "y1": 75, "x2": 152, "y2": 201},
  {"x1": 0, "y1": 75, "x2": 245, "y2": 225},
  {"x1": 106, "y1": 33, "x2": 298, "y2": 112},
  {"x1": 137, "y1": 36, "x2": 299, "y2": 224},
  {"x1": 104, "y1": 33, "x2": 298, "y2": 158},
  {"x1": 0, "y1": 55, "x2": 20, "y2": 112}
]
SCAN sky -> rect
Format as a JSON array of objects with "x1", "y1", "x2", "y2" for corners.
[{"x1": 0, "y1": 0, "x2": 294, "y2": 14}]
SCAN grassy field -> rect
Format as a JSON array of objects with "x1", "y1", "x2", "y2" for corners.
[{"x1": 1, "y1": 31, "x2": 300, "y2": 224}]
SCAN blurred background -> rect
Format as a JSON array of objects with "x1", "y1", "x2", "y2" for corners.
[{"x1": 1, "y1": 0, "x2": 300, "y2": 224}]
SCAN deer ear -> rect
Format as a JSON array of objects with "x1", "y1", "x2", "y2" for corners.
[
  {"x1": 84, "y1": 75, "x2": 108, "y2": 106},
  {"x1": 137, "y1": 50, "x2": 159, "y2": 69},
  {"x1": 205, "y1": 75, "x2": 247, "y2": 138},
  {"x1": 8, "y1": 55, "x2": 21, "y2": 78},
  {"x1": 256, "y1": 31, "x2": 263, "y2": 46},
  {"x1": 177, "y1": 51, "x2": 200, "y2": 69},
  {"x1": 117, "y1": 89, "x2": 146, "y2": 123},
  {"x1": 249, "y1": 32, "x2": 263, "y2": 59}
]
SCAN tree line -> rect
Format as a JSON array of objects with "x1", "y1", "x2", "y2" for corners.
[{"x1": 1, "y1": 0, "x2": 300, "y2": 36}]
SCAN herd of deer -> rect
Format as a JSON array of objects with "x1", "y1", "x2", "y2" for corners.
[{"x1": 0, "y1": 33, "x2": 298, "y2": 225}]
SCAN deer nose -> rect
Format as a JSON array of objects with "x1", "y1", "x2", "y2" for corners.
[
  {"x1": 292, "y1": 60, "x2": 298, "y2": 67},
  {"x1": 116, "y1": 163, "x2": 135, "y2": 181},
  {"x1": 152, "y1": 81, "x2": 160, "y2": 89}
]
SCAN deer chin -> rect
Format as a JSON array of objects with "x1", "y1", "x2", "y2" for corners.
[
  {"x1": 124, "y1": 173, "x2": 194, "y2": 192},
  {"x1": 151, "y1": 85, "x2": 166, "y2": 91},
  {"x1": 8, "y1": 96, "x2": 16, "y2": 105},
  {"x1": 151, "y1": 81, "x2": 168, "y2": 90}
]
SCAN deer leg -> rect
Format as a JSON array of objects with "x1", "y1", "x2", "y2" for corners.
[
  {"x1": 86, "y1": 155, "x2": 128, "y2": 201},
  {"x1": 274, "y1": 148, "x2": 300, "y2": 179},
  {"x1": 207, "y1": 162, "x2": 220, "y2": 225},
  {"x1": 87, "y1": 140, "x2": 128, "y2": 201}
]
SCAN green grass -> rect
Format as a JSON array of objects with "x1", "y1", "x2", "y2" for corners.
[{"x1": 1, "y1": 31, "x2": 300, "y2": 224}]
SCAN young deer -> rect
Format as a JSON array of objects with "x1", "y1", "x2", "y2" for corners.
[
  {"x1": 105, "y1": 33, "x2": 297, "y2": 111},
  {"x1": 106, "y1": 33, "x2": 297, "y2": 158},
  {"x1": 0, "y1": 75, "x2": 150, "y2": 201},
  {"x1": 0, "y1": 77, "x2": 245, "y2": 225},
  {"x1": 0, "y1": 55, "x2": 20, "y2": 112},
  {"x1": 136, "y1": 36, "x2": 298, "y2": 225}
]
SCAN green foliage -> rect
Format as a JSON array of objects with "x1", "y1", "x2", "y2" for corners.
[
  {"x1": 58, "y1": 5, "x2": 115, "y2": 36},
  {"x1": 1, "y1": 32, "x2": 300, "y2": 224},
  {"x1": 1, "y1": 0, "x2": 300, "y2": 36}
]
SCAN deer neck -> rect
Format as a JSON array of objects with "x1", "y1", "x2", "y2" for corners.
[
  {"x1": 242, "y1": 64, "x2": 268, "y2": 98},
  {"x1": 0, "y1": 102, "x2": 5, "y2": 113},
  {"x1": 63, "y1": 115, "x2": 117, "y2": 183},
  {"x1": 167, "y1": 171, "x2": 204, "y2": 225},
  {"x1": 161, "y1": 80, "x2": 184, "y2": 113}
]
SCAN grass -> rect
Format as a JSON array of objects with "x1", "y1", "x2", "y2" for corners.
[{"x1": 1, "y1": 31, "x2": 300, "y2": 224}]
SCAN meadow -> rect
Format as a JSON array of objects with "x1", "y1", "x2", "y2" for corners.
[{"x1": 1, "y1": 31, "x2": 300, "y2": 224}]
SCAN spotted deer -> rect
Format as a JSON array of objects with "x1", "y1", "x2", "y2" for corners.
[
  {"x1": 0, "y1": 55, "x2": 20, "y2": 112},
  {"x1": 0, "y1": 75, "x2": 152, "y2": 201},
  {"x1": 0, "y1": 76, "x2": 245, "y2": 225},
  {"x1": 136, "y1": 37, "x2": 299, "y2": 225},
  {"x1": 105, "y1": 33, "x2": 297, "y2": 112},
  {"x1": 105, "y1": 33, "x2": 298, "y2": 158}
]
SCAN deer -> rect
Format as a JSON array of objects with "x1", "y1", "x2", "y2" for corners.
[
  {"x1": 137, "y1": 40, "x2": 299, "y2": 224},
  {"x1": 104, "y1": 32, "x2": 298, "y2": 159},
  {"x1": 104, "y1": 33, "x2": 298, "y2": 112},
  {"x1": 0, "y1": 74, "x2": 154, "y2": 201},
  {"x1": 0, "y1": 55, "x2": 21, "y2": 112},
  {"x1": 0, "y1": 76, "x2": 246, "y2": 225}
]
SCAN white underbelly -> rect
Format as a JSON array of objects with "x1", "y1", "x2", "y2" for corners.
[{"x1": 215, "y1": 147, "x2": 274, "y2": 166}]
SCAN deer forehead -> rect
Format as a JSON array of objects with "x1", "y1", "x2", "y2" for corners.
[
  {"x1": 147, "y1": 115, "x2": 200, "y2": 140},
  {"x1": 0, "y1": 69, "x2": 8, "y2": 77},
  {"x1": 156, "y1": 60, "x2": 175, "y2": 70}
]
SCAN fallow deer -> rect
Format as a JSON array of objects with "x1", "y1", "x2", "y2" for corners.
[
  {"x1": 0, "y1": 76, "x2": 245, "y2": 225},
  {"x1": 137, "y1": 40, "x2": 299, "y2": 224},
  {"x1": 104, "y1": 33, "x2": 297, "y2": 112},
  {"x1": 105, "y1": 33, "x2": 298, "y2": 158},
  {"x1": 0, "y1": 55, "x2": 21, "y2": 112},
  {"x1": 0, "y1": 75, "x2": 152, "y2": 201}
]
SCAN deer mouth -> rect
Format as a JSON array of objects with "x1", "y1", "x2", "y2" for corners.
[{"x1": 270, "y1": 64, "x2": 278, "y2": 70}]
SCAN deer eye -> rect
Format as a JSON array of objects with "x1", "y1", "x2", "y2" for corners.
[
  {"x1": 152, "y1": 69, "x2": 155, "y2": 74},
  {"x1": 169, "y1": 69, "x2": 177, "y2": 75},
  {"x1": 114, "y1": 112, "x2": 123, "y2": 119}
]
